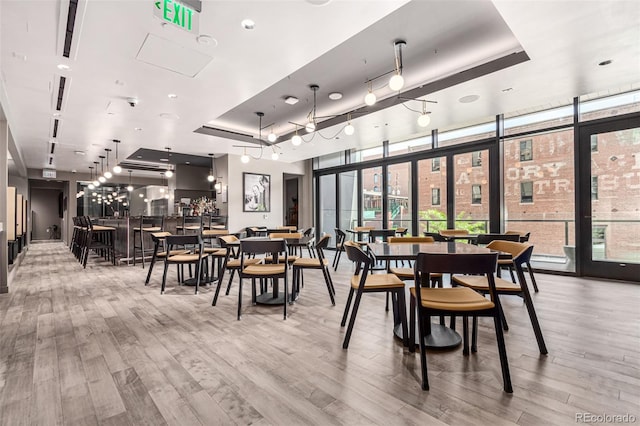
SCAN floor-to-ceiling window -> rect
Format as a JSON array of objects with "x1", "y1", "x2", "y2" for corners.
[
  {"x1": 339, "y1": 170, "x2": 358, "y2": 232},
  {"x1": 361, "y1": 165, "x2": 383, "y2": 228},
  {"x1": 386, "y1": 162, "x2": 411, "y2": 231},
  {"x1": 318, "y1": 174, "x2": 336, "y2": 244},
  {"x1": 453, "y1": 149, "x2": 490, "y2": 233},
  {"x1": 418, "y1": 156, "x2": 447, "y2": 234}
]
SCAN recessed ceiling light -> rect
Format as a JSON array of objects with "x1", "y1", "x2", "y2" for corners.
[
  {"x1": 137, "y1": 155, "x2": 143, "y2": 159},
  {"x1": 168, "y1": 93, "x2": 178, "y2": 99},
  {"x1": 185, "y1": 161, "x2": 190, "y2": 165},
  {"x1": 74, "y1": 151, "x2": 85, "y2": 156},
  {"x1": 284, "y1": 96, "x2": 299, "y2": 105},
  {"x1": 57, "y1": 64, "x2": 70, "y2": 70},
  {"x1": 241, "y1": 19, "x2": 255, "y2": 30},
  {"x1": 598, "y1": 59, "x2": 612, "y2": 66},
  {"x1": 459, "y1": 94, "x2": 480, "y2": 104},
  {"x1": 328, "y1": 92, "x2": 343, "y2": 100},
  {"x1": 134, "y1": 127, "x2": 142, "y2": 131},
  {"x1": 196, "y1": 35, "x2": 217, "y2": 46}
]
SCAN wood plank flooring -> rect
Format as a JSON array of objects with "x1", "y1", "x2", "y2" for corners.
[{"x1": 0, "y1": 242, "x2": 638, "y2": 425}]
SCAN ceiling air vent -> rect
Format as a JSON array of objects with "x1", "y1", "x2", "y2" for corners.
[
  {"x1": 56, "y1": 77, "x2": 66, "y2": 111},
  {"x1": 50, "y1": 142, "x2": 56, "y2": 155},
  {"x1": 63, "y1": 0, "x2": 79, "y2": 58},
  {"x1": 194, "y1": 125, "x2": 264, "y2": 145},
  {"x1": 52, "y1": 119, "x2": 59, "y2": 138}
]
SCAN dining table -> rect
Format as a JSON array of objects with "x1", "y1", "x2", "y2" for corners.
[{"x1": 368, "y1": 241, "x2": 494, "y2": 349}]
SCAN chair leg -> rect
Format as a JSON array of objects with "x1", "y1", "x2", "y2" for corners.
[
  {"x1": 321, "y1": 267, "x2": 336, "y2": 306},
  {"x1": 417, "y1": 309, "x2": 430, "y2": 390},
  {"x1": 493, "y1": 313, "x2": 513, "y2": 393},
  {"x1": 462, "y1": 315, "x2": 469, "y2": 356},
  {"x1": 342, "y1": 291, "x2": 363, "y2": 349},
  {"x1": 237, "y1": 278, "x2": 243, "y2": 320},
  {"x1": 140, "y1": 232, "x2": 145, "y2": 268},
  {"x1": 145, "y1": 243, "x2": 160, "y2": 285},
  {"x1": 283, "y1": 275, "x2": 288, "y2": 320},
  {"x1": 520, "y1": 286, "x2": 548, "y2": 354},
  {"x1": 333, "y1": 248, "x2": 343, "y2": 271},
  {"x1": 341, "y1": 288, "x2": 355, "y2": 327},
  {"x1": 409, "y1": 296, "x2": 416, "y2": 353},
  {"x1": 526, "y1": 261, "x2": 539, "y2": 292},
  {"x1": 385, "y1": 292, "x2": 390, "y2": 312},
  {"x1": 498, "y1": 299, "x2": 509, "y2": 331},
  {"x1": 194, "y1": 262, "x2": 200, "y2": 295},
  {"x1": 396, "y1": 290, "x2": 408, "y2": 347},
  {"x1": 226, "y1": 270, "x2": 236, "y2": 295},
  {"x1": 161, "y1": 262, "x2": 169, "y2": 294},
  {"x1": 471, "y1": 316, "x2": 478, "y2": 353}
]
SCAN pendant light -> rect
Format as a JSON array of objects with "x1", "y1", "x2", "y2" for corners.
[
  {"x1": 267, "y1": 126, "x2": 277, "y2": 143},
  {"x1": 97, "y1": 158, "x2": 106, "y2": 184},
  {"x1": 127, "y1": 170, "x2": 134, "y2": 192},
  {"x1": 88, "y1": 166, "x2": 95, "y2": 189},
  {"x1": 291, "y1": 124, "x2": 302, "y2": 146},
  {"x1": 112, "y1": 139, "x2": 122, "y2": 174},
  {"x1": 388, "y1": 41, "x2": 406, "y2": 91},
  {"x1": 164, "y1": 147, "x2": 174, "y2": 177},
  {"x1": 241, "y1": 147, "x2": 250, "y2": 163},
  {"x1": 417, "y1": 100, "x2": 431, "y2": 127},
  {"x1": 92, "y1": 162, "x2": 100, "y2": 187},
  {"x1": 207, "y1": 153, "x2": 215, "y2": 182},
  {"x1": 344, "y1": 113, "x2": 355, "y2": 136},
  {"x1": 104, "y1": 149, "x2": 113, "y2": 179},
  {"x1": 364, "y1": 81, "x2": 377, "y2": 106}
]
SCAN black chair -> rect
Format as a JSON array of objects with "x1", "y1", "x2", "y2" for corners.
[
  {"x1": 212, "y1": 235, "x2": 261, "y2": 306},
  {"x1": 246, "y1": 227, "x2": 268, "y2": 237},
  {"x1": 292, "y1": 234, "x2": 335, "y2": 305},
  {"x1": 332, "y1": 228, "x2": 346, "y2": 271},
  {"x1": 133, "y1": 216, "x2": 164, "y2": 267},
  {"x1": 452, "y1": 241, "x2": 547, "y2": 355},
  {"x1": 237, "y1": 239, "x2": 289, "y2": 320},
  {"x1": 341, "y1": 242, "x2": 408, "y2": 349},
  {"x1": 475, "y1": 233, "x2": 520, "y2": 245},
  {"x1": 410, "y1": 251, "x2": 512, "y2": 393},
  {"x1": 82, "y1": 217, "x2": 116, "y2": 268},
  {"x1": 160, "y1": 234, "x2": 208, "y2": 295},
  {"x1": 145, "y1": 232, "x2": 190, "y2": 285},
  {"x1": 178, "y1": 215, "x2": 203, "y2": 235}
]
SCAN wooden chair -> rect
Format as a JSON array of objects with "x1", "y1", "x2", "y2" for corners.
[
  {"x1": 475, "y1": 233, "x2": 520, "y2": 246},
  {"x1": 177, "y1": 215, "x2": 203, "y2": 235},
  {"x1": 369, "y1": 229, "x2": 396, "y2": 243},
  {"x1": 83, "y1": 217, "x2": 116, "y2": 268},
  {"x1": 145, "y1": 232, "x2": 189, "y2": 285},
  {"x1": 341, "y1": 242, "x2": 408, "y2": 349},
  {"x1": 452, "y1": 241, "x2": 547, "y2": 355},
  {"x1": 410, "y1": 251, "x2": 512, "y2": 393},
  {"x1": 133, "y1": 216, "x2": 164, "y2": 267},
  {"x1": 292, "y1": 234, "x2": 335, "y2": 305},
  {"x1": 211, "y1": 235, "x2": 261, "y2": 306},
  {"x1": 268, "y1": 232, "x2": 302, "y2": 262},
  {"x1": 333, "y1": 228, "x2": 346, "y2": 271},
  {"x1": 505, "y1": 232, "x2": 538, "y2": 292},
  {"x1": 439, "y1": 229, "x2": 469, "y2": 238},
  {"x1": 160, "y1": 234, "x2": 208, "y2": 295},
  {"x1": 238, "y1": 239, "x2": 289, "y2": 320}
]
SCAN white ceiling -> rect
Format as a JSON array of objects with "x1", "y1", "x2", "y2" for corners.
[{"x1": 1, "y1": 0, "x2": 639, "y2": 173}]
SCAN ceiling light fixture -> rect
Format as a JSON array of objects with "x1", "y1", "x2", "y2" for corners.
[
  {"x1": 207, "y1": 153, "x2": 215, "y2": 182},
  {"x1": 241, "y1": 19, "x2": 255, "y2": 30},
  {"x1": 88, "y1": 166, "x2": 95, "y2": 189},
  {"x1": 104, "y1": 148, "x2": 113, "y2": 179},
  {"x1": 291, "y1": 125, "x2": 302, "y2": 146},
  {"x1": 112, "y1": 139, "x2": 122, "y2": 173},
  {"x1": 388, "y1": 40, "x2": 406, "y2": 91},
  {"x1": 164, "y1": 147, "x2": 174, "y2": 177},
  {"x1": 398, "y1": 95, "x2": 437, "y2": 128},
  {"x1": 92, "y1": 161, "x2": 100, "y2": 187},
  {"x1": 284, "y1": 96, "x2": 299, "y2": 105},
  {"x1": 344, "y1": 113, "x2": 355, "y2": 135},
  {"x1": 98, "y1": 156, "x2": 107, "y2": 183},
  {"x1": 57, "y1": 64, "x2": 70, "y2": 70},
  {"x1": 328, "y1": 92, "x2": 343, "y2": 100},
  {"x1": 167, "y1": 93, "x2": 177, "y2": 99},
  {"x1": 267, "y1": 126, "x2": 277, "y2": 143},
  {"x1": 127, "y1": 170, "x2": 134, "y2": 192},
  {"x1": 364, "y1": 81, "x2": 377, "y2": 106},
  {"x1": 241, "y1": 148, "x2": 250, "y2": 163}
]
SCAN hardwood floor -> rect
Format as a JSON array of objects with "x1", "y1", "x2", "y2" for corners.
[{"x1": 0, "y1": 242, "x2": 638, "y2": 425}]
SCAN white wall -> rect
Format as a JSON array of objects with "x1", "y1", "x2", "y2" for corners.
[{"x1": 226, "y1": 154, "x2": 311, "y2": 232}]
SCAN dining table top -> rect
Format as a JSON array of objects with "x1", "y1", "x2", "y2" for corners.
[
  {"x1": 368, "y1": 241, "x2": 493, "y2": 260},
  {"x1": 228, "y1": 235, "x2": 315, "y2": 247}
]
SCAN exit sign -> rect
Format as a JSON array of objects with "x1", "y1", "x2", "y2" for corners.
[
  {"x1": 154, "y1": 0, "x2": 199, "y2": 33},
  {"x1": 42, "y1": 169, "x2": 57, "y2": 178}
]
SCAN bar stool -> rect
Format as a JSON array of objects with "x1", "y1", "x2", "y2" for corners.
[
  {"x1": 133, "y1": 216, "x2": 164, "y2": 268},
  {"x1": 83, "y1": 217, "x2": 116, "y2": 268}
]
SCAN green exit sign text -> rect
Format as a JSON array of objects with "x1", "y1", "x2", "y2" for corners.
[{"x1": 154, "y1": 0, "x2": 199, "y2": 33}]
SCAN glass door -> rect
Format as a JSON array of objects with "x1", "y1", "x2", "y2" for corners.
[
  {"x1": 318, "y1": 174, "x2": 337, "y2": 248},
  {"x1": 579, "y1": 117, "x2": 640, "y2": 281}
]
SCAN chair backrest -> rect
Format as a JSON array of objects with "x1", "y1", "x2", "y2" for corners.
[
  {"x1": 344, "y1": 241, "x2": 372, "y2": 276},
  {"x1": 486, "y1": 240, "x2": 533, "y2": 268},
  {"x1": 302, "y1": 227, "x2": 314, "y2": 236},
  {"x1": 388, "y1": 236, "x2": 435, "y2": 243},
  {"x1": 164, "y1": 234, "x2": 203, "y2": 257},
  {"x1": 423, "y1": 232, "x2": 448, "y2": 242},
  {"x1": 270, "y1": 232, "x2": 302, "y2": 239},
  {"x1": 182, "y1": 215, "x2": 203, "y2": 228},
  {"x1": 150, "y1": 231, "x2": 172, "y2": 242},
  {"x1": 475, "y1": 233, "x2": 520, "y2": 245},
  {"x1": 315, "y1": 234, "x2": 331, "y2": 262},
  {"x1": 439, "y1": 229, "x2": 469, "y2": 237},
  {"x1": 247, "y1": 227, "x2": 267, "y2": 237},
  {"x1": 142, "y1": 215, "x2": 164, "y2": 229},
  {"x1": 241, "y1": 239, "x2": 287, "y2": 262},
  {"x1": 395, "y1": 227, "x2": 408, "y2": 236},
  {"x1": 218, "y1": 235, "x2": 238, "y2": 247},
  {"x1": 369, "y1": 229, "x2": 396, "y2": 242},
  {"x1": 414, "y1": 251, "x2": 499, "y2": 301},
  {"x1": 277, "y1": 225, "x2": 297, "y2": 231},
  {"x1": 335, "y1": 228, "x2": 346, "y2": 245}
]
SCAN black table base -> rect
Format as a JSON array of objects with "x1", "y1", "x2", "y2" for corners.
[
  {"x1": 394, "y1": 322, "x2": 462, "y2": 350},
  {"x1": 255, "y1": 292, "x2": 287, "y2": 305}
]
